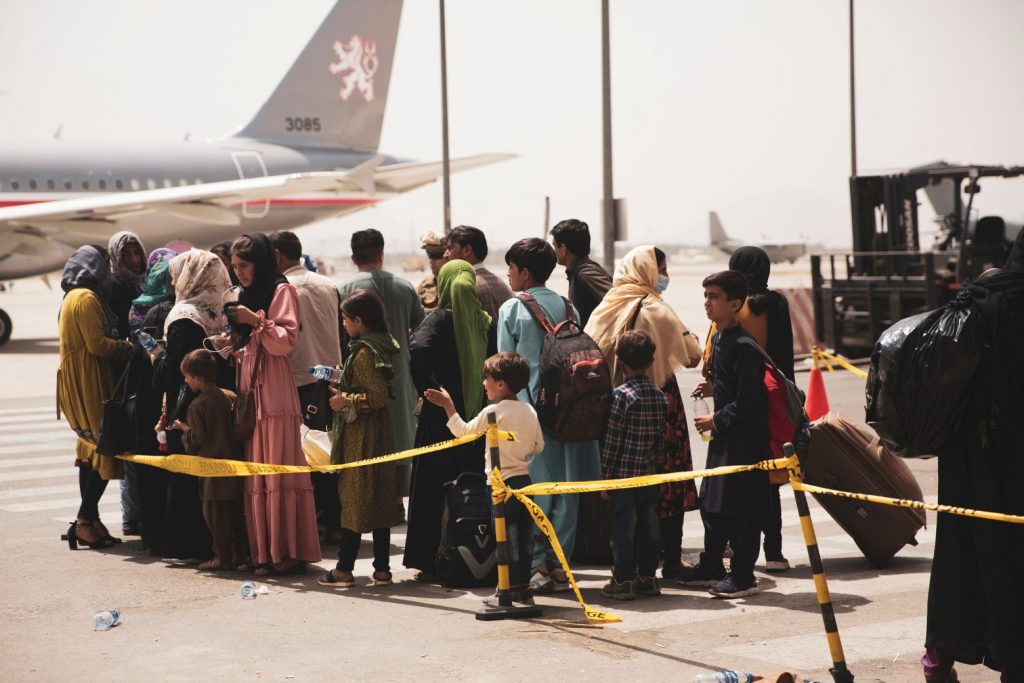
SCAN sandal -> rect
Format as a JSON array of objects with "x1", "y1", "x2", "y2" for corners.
[
  {"x1": 63, "y1": 520, "x2": 116, "y2": 550},
  {"x1": 318, "y1": 570, "x2": 355, "y2": 588},
  {"x1": 198, "y1": 558, "x2": 227, "y2": 571},
  {"x1": 371, "y1": 571, "x2": 393, "y2": 586},
  {"x1": 255, "y1": 561, "x2": 307, "y2": 577},
  {"x1": 413, "y1": 570, "x2": 439, "y2": 583}
]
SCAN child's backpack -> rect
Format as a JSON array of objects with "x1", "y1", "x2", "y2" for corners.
[
  {"x1": 738, "y1": 337, "x2": 810, "y2": 482},
  {"x1": 516, "y1": 292, "x2": 612, "y2": 442},
  {"x1": 435, "y1": 472, "x2": 498, "y2": 588}
]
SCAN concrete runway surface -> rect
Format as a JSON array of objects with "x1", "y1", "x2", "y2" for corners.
[{"x1": 0, "y1": 257, "x2": 997, "y2": 682}]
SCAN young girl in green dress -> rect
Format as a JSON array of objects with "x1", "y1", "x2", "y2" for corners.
[{"x1": 318, "y1": 289, "x2": 401, "y2": 588}]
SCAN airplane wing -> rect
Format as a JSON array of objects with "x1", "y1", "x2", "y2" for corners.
[{"x1": 0, "y1": 153, "x2": 514, "y2": 258}]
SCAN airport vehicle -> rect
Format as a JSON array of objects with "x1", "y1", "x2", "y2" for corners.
[
  {"x1": 0, "y1": 0, "x2": 511, "y2": 345},
  {"x1": 708, "y1": 211, "x2": 817, "y2": 264},
  {"x1": 811, "y1": 161, "x2": 1022, "y2": 356}
]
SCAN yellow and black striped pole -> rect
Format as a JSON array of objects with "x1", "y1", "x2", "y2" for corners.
[
  {"x1": 477, "y1": 411, "x2": 541, "y2": 620},
  {"x1": 785, "y1": 442, "x2": 855, "y2": 683}
]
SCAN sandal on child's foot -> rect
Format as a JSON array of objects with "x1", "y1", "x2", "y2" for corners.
[
  {"x1": 318, "y1": 570, "x2": 355, "y2": 588},
  {"x1": 371, "y1": 571, "x2": 393, "y2": 586},
  {"x1": 198, "y1": 558, "x2": 227, "y2": 571}
]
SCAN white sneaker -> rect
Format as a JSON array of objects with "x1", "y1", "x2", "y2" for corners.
[{"x1": 765, "y1": 558, "x2": 791, "y2": 572}]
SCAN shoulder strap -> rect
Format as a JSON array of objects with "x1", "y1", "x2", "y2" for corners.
[
  {"x1": 562, "y1": 297, "x2": 576, "y2": 324},
  {"x1": 516, "y1": 292, "x2": 555, "y2": 334},
  {"x1": 627, "y1": 296, "x2": 648, "y2": 330},
  {"x1": 737, "y1": 336, "x2": 774, "y2": 368}
]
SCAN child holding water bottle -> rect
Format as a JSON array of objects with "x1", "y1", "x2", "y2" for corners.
[{"x1": 678, "y1": 271, "x2": 769, "y2": 599}]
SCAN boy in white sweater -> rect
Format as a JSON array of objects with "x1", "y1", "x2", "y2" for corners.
[{"x1": 425, "y1": 352, "x2": 544, "y2": 604}]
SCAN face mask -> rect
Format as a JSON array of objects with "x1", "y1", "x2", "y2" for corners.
[{"x1": 655, "y1": 275, "x2": 670, "y2": 294}]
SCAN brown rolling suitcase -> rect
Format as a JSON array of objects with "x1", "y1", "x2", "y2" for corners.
[{"x1": 803, "y1": 413, "x2": 925, "y2": 567}]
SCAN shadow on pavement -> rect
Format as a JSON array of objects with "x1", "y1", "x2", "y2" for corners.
[{"x1": 1, "y1": 337, "x2": 59, "y2": 354}]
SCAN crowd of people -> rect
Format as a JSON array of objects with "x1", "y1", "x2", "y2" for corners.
[{"x1": 56, "y1": 219, "x2": 799, "y2": 599}]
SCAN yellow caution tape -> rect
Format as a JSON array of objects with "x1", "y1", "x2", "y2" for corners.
[
  {"x1": 813, "y1": 347, "x2": 868, "y2": 380},
  {"x1": 117, "y1": 429, "x2": 518, "y2": 477},
  {"x1": 491, "y1": 456, "x2": 796, "y2": 622},
  {"x1": 792, "y1": 480, "x2": 1024, "y2": 525}
]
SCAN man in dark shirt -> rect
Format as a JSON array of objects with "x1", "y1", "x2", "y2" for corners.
[
  {"x1": 550, "y1": 219, "x2": 612, "y2": 326},
  {"x1": 678, "y1": 270, "x2": 769, "y2": 599}
]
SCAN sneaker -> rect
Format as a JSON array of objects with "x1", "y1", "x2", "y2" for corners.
[
  {"x1": 660, "y1": 563, "x2": 683, "y2": 580},
  {"x1": 601, "y1": 577, "x2": 636, "y2": 601},
  {"x1": 708, "y1": 575, "x2": 760, "y2": 599},
  {"x1": 529, "y1": 570, "x2": 554, "y2": 594},
  {"x1": 676, "y1": 563, "x2": 726, "y2": 587},
  {"x1": 764, "y1": 557, "x2": 790, "y2": 573},
  {"x1": 634, "y1": 576, "x2": 661, "y2": 597},
  {"x1": 550, "y1": 571, "x2": 571, "y2": 593},
  {"x1": 511, "y1": 585, "x2": 536, "y2": 606}
]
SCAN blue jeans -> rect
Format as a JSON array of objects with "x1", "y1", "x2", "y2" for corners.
[{"x1": 609, "y1": 485, "x2": 662, "y2": 582}]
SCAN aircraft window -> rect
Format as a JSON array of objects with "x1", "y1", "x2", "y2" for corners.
[
  {"x1": 47, "y1": 179, "x2": 55, "y2": 190},
  {"x1": 98, "y1": 179, "x2": 107, "y2": 190},
  {"x1": 130, "y1": 179, "x2": 140, "y2": 191},
  {"x1": 29, "y1": 179, "x2": 38, "y2": 190},
  {"x1": 10, "y1": 180, "x2": 19, "y2": 190},
  {"x1": 82, "y1": 180, "x2": 90, "y2": 190},
  {"x1": 146, "y1": 179, "x2": 156, "y2": 190},
  {"x1": 115, "y1": 179, "x2": 124, "y2": 190},
  {"x1": 63, "y1": 180, "x2": 72, "y2": 190},
  {"x1": 163, "y1": 179, "x2": 172, "y2": 188}
]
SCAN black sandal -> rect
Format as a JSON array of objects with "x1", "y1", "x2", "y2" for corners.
[{"x1": 63, "y1": 521, "x2": 116, "y2": 550}]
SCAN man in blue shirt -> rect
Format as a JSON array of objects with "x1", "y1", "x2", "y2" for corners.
[{"x1": 497, "y1": 238, "x2": 601, "y2": 593}]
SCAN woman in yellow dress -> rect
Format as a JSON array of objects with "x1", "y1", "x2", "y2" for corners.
[{"x1": 57, "y1": 245, "x2": 132, "y2": 549}]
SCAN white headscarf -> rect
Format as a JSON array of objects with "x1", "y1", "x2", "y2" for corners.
[
  {"x1": 584, "y1": 245, "x2": 702, "y2": 387},
  {"x1": 164, "y1": 249, "x2": 233, "y2": 337},
  {"x1": 107, "y1": 230, "x2": 147, "y2": 293}
]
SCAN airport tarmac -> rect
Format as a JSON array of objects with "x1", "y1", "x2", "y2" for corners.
[{"x1": 0, "y1": 257, "x2": 996, "y2": 682}]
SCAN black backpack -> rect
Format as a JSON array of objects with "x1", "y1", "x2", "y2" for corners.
[
  {"x1": 435, "y1": 472, "x2": 498, "y2": 588},
  {"x1": 516, "y1": 293, "x2": 612, "y2": 442}
]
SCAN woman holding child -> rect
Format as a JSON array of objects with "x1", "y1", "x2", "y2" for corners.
[
  {"x1": 228, "y1": 233, "x2": 320, "y2": 575},
  {"x1": 403, "y1": 260, "x2": 490, "y2": 581},
  {"x1": 585, "y1": 245, "x2": 703, "y2": 579},
  {"x1": 318, "y1": 289, "x2": 401, "y2": 587}
]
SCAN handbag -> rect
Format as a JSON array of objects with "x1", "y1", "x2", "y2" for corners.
[
  {"x1": 233, "y1": 346, "x2": 263, "y2": 441},
  {"x1": 302, "y1": 379, "x2": 332, "y2": 431},
  {"x1": 97, "y1": 361, "x2": 137, "y2": 455}
]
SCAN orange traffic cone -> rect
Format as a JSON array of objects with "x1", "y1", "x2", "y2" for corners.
[{"x1": 804, "y1": 349, "x2": 831, "y2": 421}]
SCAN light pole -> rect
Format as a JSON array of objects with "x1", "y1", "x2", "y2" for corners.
[
  {"x1": 440, "y1": 0, "x2": 452, "y2": 233},
  {"x1": 600, "y1": 0, "x2": 615, "y2": 273}
]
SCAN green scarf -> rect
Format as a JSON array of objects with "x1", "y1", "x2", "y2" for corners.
[
  {"x1": 436, "y1": 260, "x2": 492, "y2": 418},
  {"x1": 342, "y1": 331, "x2": 399, "y2": 390}
]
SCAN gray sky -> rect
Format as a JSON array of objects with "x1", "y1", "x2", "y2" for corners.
[{"x1": 1, "y1": 0, "x2": 1022, "y2": 255}]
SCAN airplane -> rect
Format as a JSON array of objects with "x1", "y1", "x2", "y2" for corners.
[
  {"x1": 708, "y1": 211, "x2": 818, "y2": 264},
  {"x1": 0, "y1": 0, "x2": 512, "y2": 345}
]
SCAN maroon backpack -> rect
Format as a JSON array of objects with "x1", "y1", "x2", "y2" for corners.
[{"x1": 516, "y1": 293, "x2": 611, "y2": 442}]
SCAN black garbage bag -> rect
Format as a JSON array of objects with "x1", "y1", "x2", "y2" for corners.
[{"x1": 865, "y1": 290, "x2": 980, "y2": 457}]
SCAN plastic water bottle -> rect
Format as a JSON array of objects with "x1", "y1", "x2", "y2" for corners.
[
  {"x1": 240, "y1": 581, "x2": 257, "y2": 600},
  {"x1": 156, "y1": 415, "x2": 168, "y2": 452},
  {"x1": 93, "y1": 608, "x2": 120, "y2": 631},
  {"x1": 308, "y1": 365, "x2": 341, "y2": 383},
  {"x1": 135, "y1": 330, "x2": 160, "y2": 353},
  {"x1": 693, "y1": 672, "x2": 754, "y2": 683},
  {"x1": 693, "y1": 395, "x2": 714, "y2": 442}
]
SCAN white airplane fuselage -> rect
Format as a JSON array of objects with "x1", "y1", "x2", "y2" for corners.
[{"x1": 0, "y1": 138, "x2": 396, "y2": 278}]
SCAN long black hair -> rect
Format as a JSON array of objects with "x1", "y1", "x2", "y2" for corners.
[
  {"x1": 232, "y1": 233, "x2": 287, "y2": 315},
  {"x1": 341, "y1": 289, "x2": 388, "y2": 333}
]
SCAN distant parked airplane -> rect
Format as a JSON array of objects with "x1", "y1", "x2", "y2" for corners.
[
  {"x1": 708, "y1": 211, "x2": 816, "y2": 264},
  {"x1": 0, "y1": 0, "x2": 513, "y2": 345}
]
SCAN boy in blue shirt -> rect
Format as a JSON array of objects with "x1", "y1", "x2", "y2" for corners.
[
  {"x1": 600, "y1": 330, "x2": 667, "y2": 600},
  {"x1": 497, "y1": 238, "x2": 602, "y2": 593}
]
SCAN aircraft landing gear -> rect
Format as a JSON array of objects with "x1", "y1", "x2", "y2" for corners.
[{"x1": 0, "y1": 308, "x2": 12, "y2": 346}]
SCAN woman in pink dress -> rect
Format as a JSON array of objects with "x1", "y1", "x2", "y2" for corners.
[{"x1": 228, "y1": 233, "x2": 320, "y2": 575}]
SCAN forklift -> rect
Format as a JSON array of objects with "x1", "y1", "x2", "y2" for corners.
[{"x1": 812, "y1": 161, "x2": 1021, "y2": 356}]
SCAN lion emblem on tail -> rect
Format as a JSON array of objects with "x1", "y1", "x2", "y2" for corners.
[{"x1": 328, "y1": 36, "x2": 379, "y2": 102}]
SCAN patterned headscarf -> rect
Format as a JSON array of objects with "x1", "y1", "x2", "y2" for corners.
[
  {"x1": 107, "y1": 230, "x2": 147, "y2": 295},
  {"x1": 436, "y1": 259, "x2": 491, "y2": 419},
  {"x1": 164, "y1": 249, "x2": 233, "y2": 337},
  {"x1": 60, "y1": 245, "x2": 118, "y2": 337},
  {"x1": 147, "y1": 247, "x2": 177, "y2": 269},
  {"x1": 128, "y1": 260, "x2": 173, "y2": 333}
]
